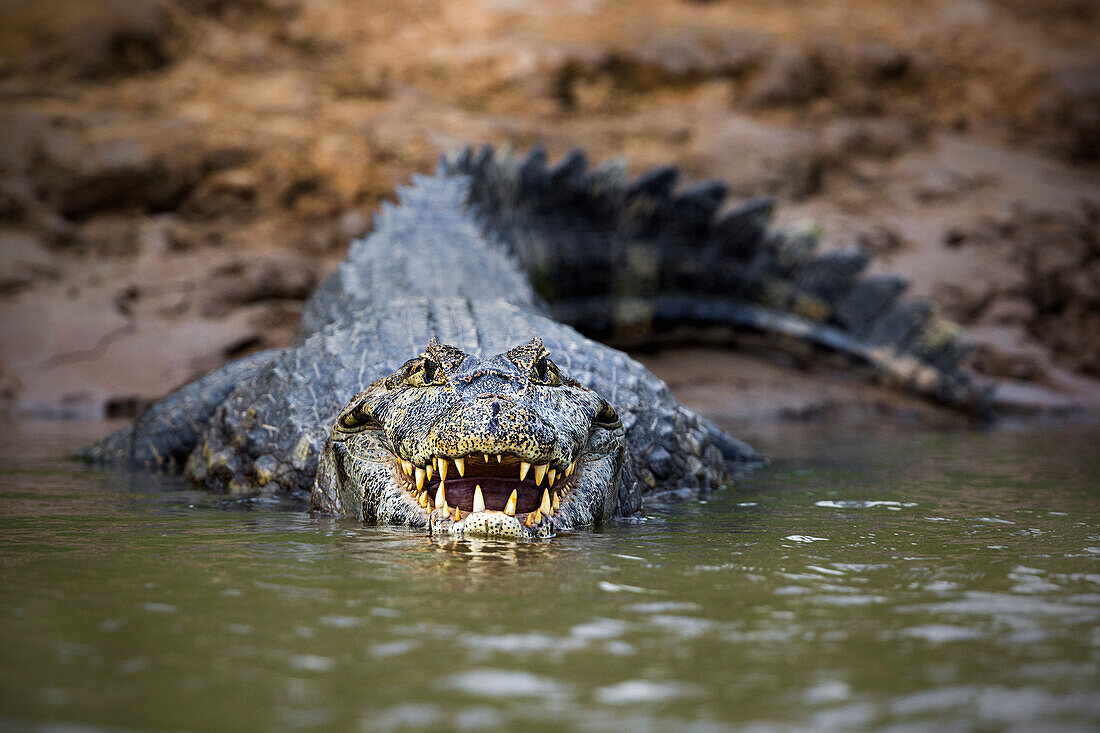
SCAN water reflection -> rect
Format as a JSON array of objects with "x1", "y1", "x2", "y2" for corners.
[{"x1": 0, "y1": 422, "x2": 1097, "y2": 730}]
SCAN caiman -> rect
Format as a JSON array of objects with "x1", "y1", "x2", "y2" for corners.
[{"x1": 82, "y1": 146, "x2": 985, "y2": 539}]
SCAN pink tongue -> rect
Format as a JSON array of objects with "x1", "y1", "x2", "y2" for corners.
[{"x1": 434, "y1": 476, "x2": 542, "y2": 513}]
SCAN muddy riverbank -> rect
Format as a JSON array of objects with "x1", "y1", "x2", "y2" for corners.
[{"x1": 1, "y1": 0, "x2": 1098, "y2": 425}]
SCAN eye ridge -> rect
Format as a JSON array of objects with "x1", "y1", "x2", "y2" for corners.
[{"x1": 404, "y1": 357, "x2": 447, "y2": 388}]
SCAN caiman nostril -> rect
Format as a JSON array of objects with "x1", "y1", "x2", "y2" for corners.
[{"x1": 476, "y1": 395, "x2": 515, "y2": 409}]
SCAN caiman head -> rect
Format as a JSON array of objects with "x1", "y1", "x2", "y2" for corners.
[{"x1": 317, "y1": 337, "x2": 626, "y2": 539}]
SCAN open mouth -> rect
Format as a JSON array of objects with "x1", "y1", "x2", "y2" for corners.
[{"x1": 394, "y1": 452, "x2": 578, "y2": 535}]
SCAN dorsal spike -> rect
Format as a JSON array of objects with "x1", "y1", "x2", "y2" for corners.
[
  {"x1": 469, "y1": 144, "x2": 494, "y2": 176},
  {"x1": 673, "y1": 180, "x2": 728, "y2": 222},
  {"x1": 626, "y1": 165, "x2": 679, "y2": 200},
  {"x1": 442, "y1": 145, "x2": 473, "y2": 174},
  {"x1": 549, "y1": 148, "x2": 587, "y2": 186},
  {"x1": 520, "y1": 145, "x2": 547, "y2": 173},
  {"x1": 518, "y1": 145, "x2": 549, "y2": 195}
]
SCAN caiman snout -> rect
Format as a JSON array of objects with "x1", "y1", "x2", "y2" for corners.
[
  {"x1": 476, "y1": 395, "x2": 515, "y2": 418},
  {"x1": 326, "y1": 337, "x2": 626, "y2": 540},
  {"x1": 429, "y1": 399, "x2": 558, "y2": 461}
]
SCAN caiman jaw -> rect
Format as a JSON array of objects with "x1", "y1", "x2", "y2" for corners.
[
  {"x1": 393, "y1": 451, "x2": 579, "y2": 539},
  {"x1": 327, "y1": 337, "x2": 625, "y2": 537}
]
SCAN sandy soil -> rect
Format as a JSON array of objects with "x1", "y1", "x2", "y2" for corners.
[{"x1": 1, "y1": 0, "x2": 1098, "y2": 426}]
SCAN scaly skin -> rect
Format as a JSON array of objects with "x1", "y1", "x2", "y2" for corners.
[
  {"x1": 83, "y1": 145, "x2": 987, "y2": 539},
  {"x1": 314, "y1": 337, "x2": 626, "y2": 539}
]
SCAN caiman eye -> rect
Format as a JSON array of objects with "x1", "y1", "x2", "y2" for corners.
[
  {"x1": 404, "y1": 357, "x2": 447, "y2": 388},
  {"x1": 530, "y1": 354, "x2": 562, "y2": 387},
  {"x1": 592, "y1": 400, "x2": 621, "y2": 430},
  {"x1": 336, "y1": 396, "x2": 383, "y2": 434}
]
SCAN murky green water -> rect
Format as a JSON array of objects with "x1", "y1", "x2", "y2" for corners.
[{"x1": 1, "y1": 421, "x2": 1098, "y2": 731}]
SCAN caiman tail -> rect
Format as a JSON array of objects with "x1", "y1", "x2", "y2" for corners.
[
  {"x1": 442, "y1": 145, "x2": 989, "y2": 416},
  {"x1": 84, "y1": 143, "x2": 988, "y2": 477}
]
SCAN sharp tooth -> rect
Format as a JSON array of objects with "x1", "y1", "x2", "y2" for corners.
[
  {"x1": 454, "y1": 457, "x2": 465, "y2": 477},
  {"x1": 552, "y1": 493, "x2": 560, "y2": 512},
  {"x1": 454, "y1": 506, "x2": 461, "y2": 521},
  {"x1": 415, "y1": 467, "x2": 425, "y2": 491},
  {"x1": 435, "y1": 481, "x2": 446, "y2": 510},
  {"x1": 519, "y1": 461, "x2": 531, "y2": 481},
  {"x1": 548, "y1": 468, "x2": 556, "y2": 486},
  {"x1": 568, "y1": 460, "x2": 576, "y2": 476},
  {"x1": 438, "y1": 458, "x2": 448, "y2": 482},
  {"x1": 473, "y1": 485, "x2": 485, "y2": 513},
  {"x1": 425, "y1": 462, "x2": 433, "y2": 481},
  {"x1": 418, "y1": 491, "x2": 428, "y2": 508},
  {"x1": 534, "y1": 463, "x2": 547, "y2": 486},
  {"x1": 483, "y1": 453, "x2": 489, "y2": 463},
  {"x1": 496, "y1": 454, "x2": 502, "y2": 463},
  {"x1": 504, "y1": 489, "x2": 517, "y2": 516},
  {"x1": 531, "y1": 508, "x2": 542, "y2": 524},
  {"x1": 525, "y1": 512, "x2": 534, "y2": 527},
  {"x1": 540, "y1": 488, "x2": 551, "y2": 515}
]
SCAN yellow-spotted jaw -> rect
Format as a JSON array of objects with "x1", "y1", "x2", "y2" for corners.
[{"x1": 328, "y1": 338, "x2": 625, "y2": 539}]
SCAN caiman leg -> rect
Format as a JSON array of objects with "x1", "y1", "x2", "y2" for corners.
[{"x1": 78, "y1": 350, "x2": 282, "y2": 471}]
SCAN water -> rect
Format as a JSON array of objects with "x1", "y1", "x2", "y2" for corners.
[{"x1": 1, "y1": 421, "x2": 1098, "y2": 731}]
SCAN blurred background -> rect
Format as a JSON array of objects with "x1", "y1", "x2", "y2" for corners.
[{"x1": 1, "y1": 0, "x2": 1098, "y2": 425}]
